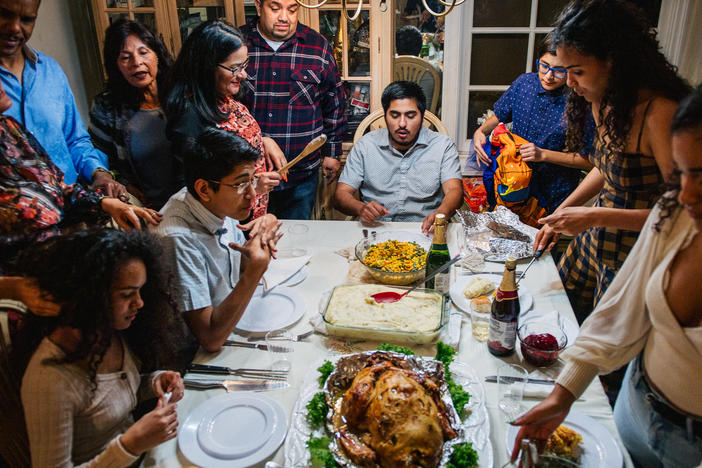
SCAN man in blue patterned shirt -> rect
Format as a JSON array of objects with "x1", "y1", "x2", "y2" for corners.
[{"x1": 240, "y1": 0, "x2": 347, "y2": 220}]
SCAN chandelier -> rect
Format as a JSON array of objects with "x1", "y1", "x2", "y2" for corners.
[{"x1": 292, "y1": 0, "x2": 463, "y2": 21}]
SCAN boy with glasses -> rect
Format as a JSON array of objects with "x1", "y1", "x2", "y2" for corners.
[{"x1": 152, "y1": 129, "x2": 281, "y2": 353}]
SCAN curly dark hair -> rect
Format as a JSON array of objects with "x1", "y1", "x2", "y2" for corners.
[
  {"x1": 102, "y1": 18, "x2": 174, "y2": 110},
  {"x1": 654, "y1": 84, "x2": 702, "y2": 231},
  {"x1": 163, "y1": 21, "x2": 246, "y2": 125},
  {"x1": 549, "y1": 0, "x2": 691, "y2": 155},
  {"x1": 11, "y1": 229, "x2": 182, "y2": 393}
]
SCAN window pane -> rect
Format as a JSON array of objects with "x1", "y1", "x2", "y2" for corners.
[
  {"x1": 320, "y1": 10, "x2": 342, "y2": 73},
  {"x1": 532, "y1": 33, "x2": 547, "y2": 63},
  {"x1": 108, "y1": 12, "x2": 129, "y2": 24},
  {"x1": 177, "y1": 2, "x2": 225, "y2": 43},
  {"x1": 467, "y1": 91, "x2": 505, "y2": 137},
  {"x1": 133, "y1": 13, "x2": 157, "y2": 32},
  {"x1": 473, "y1": 0, "x2": 531, "y2": 27},
  {"x1": 105, "y1": 0, "x2": 128, "y2": 7},
  {"x1": 348, "y1": 11, "x2": 370, "y2": 76},
  {"x1": 131, "y1": 0, "x2": 154, "y2": 7},
  {"x1": 536, "y1": 0, "x2": 570, "y2": 27},
  {"x1": 343, "y1": 81, "x2": 371, "y2": 141},
  {"x1": 470, "y1": 34, "x2": 528, "y2": 85}
]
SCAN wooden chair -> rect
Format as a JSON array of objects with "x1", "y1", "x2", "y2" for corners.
[
  {"x1": 393, "y1": 55, "x2": 442, "y2": 114},
  {"x1": 353, "y1": 109, "x2": 448, "y2": 143},
  {"x1": 0, "y1": 302, "x2": 30, "y2": 467}
]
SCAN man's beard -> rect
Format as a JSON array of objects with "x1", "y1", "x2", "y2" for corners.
[{"x1": 389, "y1": 129, "x2": 419, "y2": 150}]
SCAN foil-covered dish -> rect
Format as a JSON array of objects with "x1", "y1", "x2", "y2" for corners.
[
  {"x1": 284, "y1": 353, "x2": 493, "y2": 467},
  {"x1": 325, "y1": 351, "x2": 469, "y2": 468},
  {"x1": 457, "y1": 206, "x2": 537, "y2": 262}
]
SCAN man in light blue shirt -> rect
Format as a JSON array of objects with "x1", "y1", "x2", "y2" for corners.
[
  {"x1": 152, "y1": 129, "x2": 281, "y2": 353},
  {"x1": 0, "y1": 0, "x2": 126, "y2": 198},
  {"x1": 335, "y1": 81, "x2": 462, "y2": 233}
]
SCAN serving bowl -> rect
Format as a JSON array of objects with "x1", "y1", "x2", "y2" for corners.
[
  {"x1": 354, "y1": 230, "x2": 431, "y2": 286},
  {"x1": 518, "y1": 322, "x2": 567, "y2": 367}
]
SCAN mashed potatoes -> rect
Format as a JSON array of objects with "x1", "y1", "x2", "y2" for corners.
[
  {"x1": 463, "y1": 277, "x2": 496, "y2": 299},
  {"x1": 324, "y1": 284, "x2": 442, "y2": 333}
]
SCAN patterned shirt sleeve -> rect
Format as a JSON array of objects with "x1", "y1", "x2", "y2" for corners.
[{"x1": 439, "y1": 136, "x2": 462, "y2": 184}]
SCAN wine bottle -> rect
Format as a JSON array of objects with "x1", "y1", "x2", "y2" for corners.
[
  {"x1": 425, "y1": 214, "x2": 450, "y2": 294},
  {"x1": 487, "y1": 257, "x2": 520, "y2": 356}
]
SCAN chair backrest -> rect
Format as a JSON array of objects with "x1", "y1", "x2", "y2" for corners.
[
  {"x1": 0, "y1": 303, "x2": 30, "y2": 467},
  {"x1": 352, "y1": 109, "x2": 448, "y2": 144},
  {"x1": 393, "y1": 55, "x2": 441, "y2": 114}
]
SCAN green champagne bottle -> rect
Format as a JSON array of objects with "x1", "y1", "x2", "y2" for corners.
[{"x1": 425, "y1": 214, "x2": 450, "y2": 294}]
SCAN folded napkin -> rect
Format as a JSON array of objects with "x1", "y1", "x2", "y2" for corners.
[
  {"x1": 310, "y1": 289, "x2": 463, "y2": 348},
  {"x1": 262, "y1": 256, "x2": 311, "y2": 293}
]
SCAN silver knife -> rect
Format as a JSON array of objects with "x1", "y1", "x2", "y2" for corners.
[
  {"x1": 184, "y1": 378, "x2": 289, "y2": 392},
  {"x1": 484, "y1": 375, "x2": 555, "y2": 385},
  {"x1": 223, "y1": 340, "x2": 292, "y2": 353}
]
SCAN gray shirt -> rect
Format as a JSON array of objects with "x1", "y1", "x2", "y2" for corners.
[
  {"x1": 151, "y1": 188, "x2": 246, "y2": 313},
  {"x1": 339, "y1": 126, "x2": 461, "y2": 221}
]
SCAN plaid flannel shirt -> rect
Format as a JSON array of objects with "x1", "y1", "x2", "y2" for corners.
[{"x1": 240, "y1": 21, "x2": 347, "y2": 188}]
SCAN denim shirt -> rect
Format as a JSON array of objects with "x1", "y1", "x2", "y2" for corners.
[{"x1": 0, "y1": 47, "x2": 107, "y2": 184}]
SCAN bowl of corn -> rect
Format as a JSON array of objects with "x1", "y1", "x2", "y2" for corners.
[{"x1": 354, "y1": 231, "x2": 431, "y2": 285}]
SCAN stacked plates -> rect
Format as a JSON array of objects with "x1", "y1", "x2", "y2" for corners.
[{"x1": 179, "y1": 393, "x2": 287, "y2": 467}]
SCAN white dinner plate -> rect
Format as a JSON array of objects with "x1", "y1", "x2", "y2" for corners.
[
  {"x1": 236, "y1": 286, "x2": 306, "y2": 333},
  {"x1": 450, "y1": 274, "x2": 533, "y2": 313},
  {"x1": 179, "y1": 392, "x2": 287, "y2": 468},
  {"x1": 505, "y1": 411, "x2": 623, "y2": 468},
  {"x1": 281, "y1": 264, "x2": 308, "y2": 287},
  {"x1": 519, "y1": 309, "x2": 579, "y2": 348}
]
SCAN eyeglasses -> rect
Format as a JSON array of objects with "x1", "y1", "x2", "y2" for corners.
[
  {"x1": 536, "y1": 60, "x2": 567, "y2": 80},
  {"x1": 217, "y1": 58, "x2": 250, "y2": 76},
  {"x1": 207, "y1": 176, "x2": 258, "y2": 194}
]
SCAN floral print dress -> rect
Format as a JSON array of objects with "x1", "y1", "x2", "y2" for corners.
[{"x1": 217, "y1": 96, "x2": 269, "y2": 220}]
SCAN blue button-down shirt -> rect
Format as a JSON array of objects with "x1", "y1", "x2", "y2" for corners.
[
  {"x1": 0, "y1": 47, "x2": 107, "y2": 185},
  {"x1": 493, "y1": 72, "x2": 595, "y2": 212},
  {"x1": 151, "y1": 188, "x2": 246, "y2": 313},
  {"x1": 339, "y1": 126, "x2": 461, "y2": 221}
]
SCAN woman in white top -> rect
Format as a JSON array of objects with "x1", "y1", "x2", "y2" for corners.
[
  {"x1": 511, "y1": 85, "x2": 702, "y2": 468},
  {"x1": 15, "y1": 229, "x2": 185, "y2": 467}
]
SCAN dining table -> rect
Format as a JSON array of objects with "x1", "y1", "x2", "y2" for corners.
[{"x1": 143, "y1": 219, "x2": 633, "y2": 468}]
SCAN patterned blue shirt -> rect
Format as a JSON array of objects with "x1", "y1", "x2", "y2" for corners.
[
  {"x1": 493, "y1": 72, "x2": 595, "y2": 212},
  {"x1": 0, "y1": 47, "x2": 107, "y2": 185}
]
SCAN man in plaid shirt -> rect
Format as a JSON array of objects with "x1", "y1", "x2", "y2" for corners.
[{"x1": 241, "y1": 0, "x2": 347, "y2": 220}]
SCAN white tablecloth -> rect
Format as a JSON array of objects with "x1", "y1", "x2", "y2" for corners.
[{"x1": 143, "y1": 220, "x2": 632, "y2": 468}]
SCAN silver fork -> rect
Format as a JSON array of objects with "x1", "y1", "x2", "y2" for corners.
[{"x1": 247, "y1": 329, "x2": 314, "y2": 342}]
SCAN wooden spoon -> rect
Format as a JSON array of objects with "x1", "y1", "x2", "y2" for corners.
[{"x1": 277, "y1": 134, "x2": 328, "y2": 177}]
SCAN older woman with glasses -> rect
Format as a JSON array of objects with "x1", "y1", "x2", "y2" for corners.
[
  {"x1": 473, "y1": 39, "x2": 596, "y2": 221},
  {"x1": 164, "y1": 21, "x2": 284, "y2": 221},
  {"x1": 90, "y1": 19, "x2": 179, "y2": 210}
]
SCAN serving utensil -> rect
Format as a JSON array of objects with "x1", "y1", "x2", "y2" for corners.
[
  {"x1": 277, "y1": 134, "x2": 327, "y2": 177},
  {"x1": 371, "y1": 254, "x2": 463, "y2": 303},
  {"x1": 184, "y1": 378, "x2": 289, "y2": 392},
  {"x1": 186, "y1": 363, "x2": 288, "y2": 380},
  {"x1": 517, "y1": 249, "x2": 544, "y2": 284},
  {"x1": 223, "y1": 340, "x2": 292, "y2": 352}
]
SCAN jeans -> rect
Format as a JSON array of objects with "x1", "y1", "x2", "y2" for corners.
[
  {"x1": 613, "y1": 356, "x2": 702, "y2": 468},
  {"x1": 268, "y1": 171, "x2": 318, "y2": 220}
]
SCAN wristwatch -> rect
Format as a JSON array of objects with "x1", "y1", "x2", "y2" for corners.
[{"x1": 91, "y1": 167, "x2": 115, "y2": 181}]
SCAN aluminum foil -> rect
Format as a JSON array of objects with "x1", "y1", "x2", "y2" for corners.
[
  {"x1": 323, "y1": 351, "x2": 468, "y2": 468},
  {"x1": 457, "y1": 206, "x2": 537, "y2": 262},
  {"x1": 283, "y1": 355, "x2": 493, "y2": 468}
]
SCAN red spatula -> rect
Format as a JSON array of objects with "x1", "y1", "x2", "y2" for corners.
[{"x1": 371, "y1": 254, "x2": 463, "y2": 303}]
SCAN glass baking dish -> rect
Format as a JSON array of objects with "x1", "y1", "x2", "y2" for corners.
[{"x1": 321, "y1": 284, "x2": 447, "y2": 344}]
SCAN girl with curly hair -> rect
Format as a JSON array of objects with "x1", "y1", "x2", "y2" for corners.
[
  {"x1": 13, "y1": 229, "x2": 185, "y2": 467},
  {"x1": 512, "y1": 83, "x2": 702, "y2": 468},
  {"x1": 534, "y1": 0, "x2": 692, "y2": 322}
]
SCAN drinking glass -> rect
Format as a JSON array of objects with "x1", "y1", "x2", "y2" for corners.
[
  {"x1": 265, "y1": 329, "x2": 293, "y2": 372},
  {"x1": 278, "y1": 223, "x2": 309, "y2": 257},
  {"x1": 469, "y1": 300, "x2": 490, "y2": 342},
  {"x1": 497, "y1": 363, "x2": 528, "y2": 421}
]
